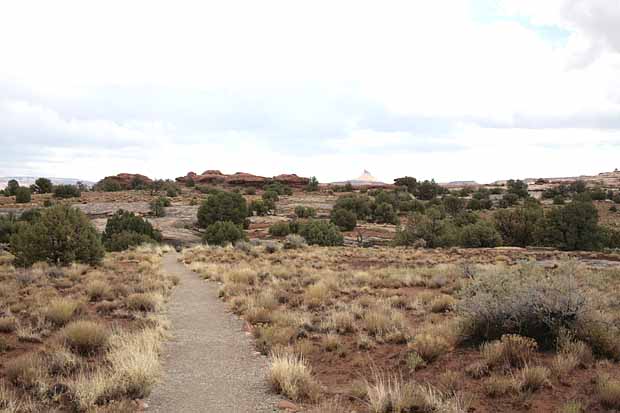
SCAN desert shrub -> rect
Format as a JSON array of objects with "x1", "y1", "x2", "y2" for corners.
[
  {"x1": 598, "y1": 376, "x2": 620, "y2": 409},
  {"x1": 493, "y1": 203, "x2": 545, "y2": 247},
  {"x1": 203, "y1": 221, "x2": 246, "y2": 246},
  {"x1": 10, "y1": 205, "x2": 104, "y2": 267},
  {"x1": 95, "y1": 177, "x2": 122, "y2": 192},
  {"x1": 394, "y1": 208, "x2": 454, "y2": 248},
  {"x1": 499, "y1": 193, "x2": 519, "y2": 207},
  {"x1": 15, "y1": 187, "x2": 31, "y2": 204},
  {"x1": 5, "y1": 179, "x2": 20, "y2": 196},
  {"x1": 5, "y1": 354, "x2": 45, "y2": 389},
  {"x1": 19, "y1": 208, "x2": 41, "y2": 223},
  {"x1": 269, "y1": 221, "x2": 291, "y2": 236},
  {"x1": 459, "y1": 221, "x2": 501, "y2": 248},
  {"x1": 545, "y1": 200, "x2": 601, "y2": 251},
  {"x1": 0, "y1": 316, "x2": 17, "y2": 333},
  {"x1": 0, "y1": 214, "x2": 18, "y2": 243},
  {"x1": 333, "y1": 194, "x2": 372, "y2": 220},
  {"x1": 372, "y1": 202, "x2": 399, "y2": 225},
  {"x1": 330, "y1": 208, "x2": 357, "y2": 231},
  {"x1": 410, "y1": 333, "x2": 451, "y2": 362},
  {"x1": 249, "y1": 199, "x2": 269, "y2": 216},
  {"x1": 53, "y1": 184, "x2": 81, "y2": 199},
  {"x1": 149, "y1": 197, "x2": 169, "y2": 217},
  {"x1": 86, "y1": 280, "x2": 112, "y2": 301},
  {"x1": 518, "y1": 365, "x2": 550, "y2": 391},
  {"x1": 197, "y1": 191, "x2": 248, "y2": 228},
  {"x1": 283, "y1": 234, "x2": 307, "y2": 249},
  {"x1": 305, "y1": 176, "x2": 319, "y2": 192},
  {"x1": 294, "y1": 206, "x2": 316, "y2": 218},
  {"x1": 62, "y1": 320, "x2": 110, "y2": 355},
  {"x1": 457, "y1": 265, "x2": 602, "y2": 350},
  {"x1": 126, "y1": 293, "x2": 160, "y2": 312},
  {"x1": 103, "y1": 210, "x2": 161, "y2": 251},
  {"x1": 244, "y1": 187, "x2": 256, "y2": 195},
  {"x1": 481, "y1": 335, "x2": 538, "y2": 368},
  {"x1": 442, "y1": 195, "x2": 465, "y2": 215},
  {"x1": 265, "y1": 182, "x2": 293, "y2": 196},
  {"x1": 299, "y1": 220, "x2": 344, "y2": 246},
  {"x1": 166, "y1": 186, "x2": 178, "y2": 197}
]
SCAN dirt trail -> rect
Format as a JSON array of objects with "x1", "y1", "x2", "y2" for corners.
[{"x1": 147, "y1": 252, "x2": 280, "y2": 413}]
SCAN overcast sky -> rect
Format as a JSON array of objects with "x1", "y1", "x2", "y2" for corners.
[{"x1": 1, "y1": 0, "x2": 619, "y2": 184}]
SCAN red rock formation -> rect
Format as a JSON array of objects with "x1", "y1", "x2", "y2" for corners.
[
  {"x1": 273, "y1": 174, "x2": 310, "y2": 188},
  {"x1": 103, "y1": 173, "x2": 153, "y2": 189},
  {"x1": 225, "y1": 172, "x2": 268, "y2": 186}
]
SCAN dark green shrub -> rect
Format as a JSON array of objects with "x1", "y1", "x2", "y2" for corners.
[
  {"x1": 268, "y1": 221, "x2": 291, "y2": 236},
  {"x1": 203, "y1": 221, "x2": 246, "y2": 246},
  {"x1": 372, "y1": 202, "x2": 398, "y2": 225},
  {"x1": 294, "y1": 206, "x2": 316, "y2": 218},
  {"x1": 249, "y1": 199, "x2": 269, "y2": 216},
  {"x1": 305, "y1": 176, "x2": 319, "y2": 192},
  {"x1": 493, "y1": 203, "x2": 545, "y2": 247},
  {"x1": 553, "y1": 195, "x2": 565, "y2": 205},
  {"x1": 10, "y1": 205, "x2": 104, "y2": 266},
  {"x1": 330, "y1": 208, "x2": 357, "y2": 231},
  {"x1": 19, "y1": 209, "x2": 41, "y2": 223},
  {"x1": 506, "y1": 179, "x2": 529, "y2": 198},
  {"x1": 613, "y1": 194, "x2": 620, "y2": 204},
  {"x1": 466, "y1": 198, "x2": 482, "y2": 211},
  {"x1": 15, "y1": 187, "x2": 31, "y2": 204},
  {"x1": 544, "y1": 201, "x2": 601, "y2": 251},
  {"x1": 6, "y1": 180, "x2": 19, "y2": 196},
  {"x1": 53, "y1": 184, "x2": 81, "y2": 199},
  {"x1": 265, "y1": 182, "x2": 293, "y2": 196},
  {"x1": 186, "y1": 177, "x2": 195, "y2": 187},
  {"x1": 166, "y1": 186, "x2": 179, "y2": 197},
  {"x1": 0, "y1": 214, "x2": 18, "y2": 243},
  {"x1": 459, "y1": 221, "x2": 501, "y2": 248},
  {"x1": 299, "y1": 220, "x2": 343, "y2": 246},
  {"x1": 102, "y1": 210, "x2": 161, "y2": 251},
  {"x1": 197, "y1": 191, "x2": 248, "y2": 228},
  {"x1": 245, "y1": 187, "x2": 257, "y2": 195},
  {"x1": 499, "y1": 193, "x2": 519, "y2": 207},
  {"x1": 333, "y1": 195, "x2": 372, "y2": 220},
  {"x1": 34, "y1": 178, "x2": 53, "y2": 194},
  {"x1": 442, "y1": 195, "x2": 465, "y2": 215},
  {"x1": 104, "y1": 231, "x2": 156, "y2": 252},
  {"x1": 262, "y1": 190, "x2": 279, "y2": 203},
  {"x1": 399, "y1": 199, "x2": 425, "y2": 214},
  {"x1": 394, "y1": 208, "x2": 451, "y2": 248}
]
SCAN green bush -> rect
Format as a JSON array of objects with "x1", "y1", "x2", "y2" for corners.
[
  {"x1": 53, "y1": 184, "x2": 81, "y2": 199},
  {"x1": 245, "y1": 187, "x2": 257, "y2": 195},
  {"x1": 499, "y1": 193, "x2": 520, "y2": 207},
  {"x1": 19, "y1": 209, "x2": 41, "y2": 223},
  {"x1": 34, "y1": 178, "x2": 53, "y2": 194},
  {"x1": 333, "y1": 195, "x2": 372, "y2": 220},
  {"x1": 372, "y1": 202, "x2": 399, "y2": 224},
  {"x1": 269, "y1": 221, "x2": 291, "y2": 236},
  {"x1": 264, "y1": 182, "x2": 293, "y2": 196},
  {"x1": 249, "y1": 199, "x2": 269, "y2": 216},
  {"x1": 330, "y1": 208, "x2": 357, "y2": 231},
  {"x1": 9, "y1": 205, "x2": 104, "y2": 266},
  {"x1": 442, "y1": 195, "x2": 465, "y2": 215},
  {"x1": 493, "y1": 204, "x2": 545, "y2": 247},
  {"x1": 545, "y1": 201, "x2": 601, "y2": 251},
  {"x1": 394, "y1": 208, "x2": 453, "y2": 248},
  {"x1": 5, "y1": 180, "x2": 19, "y2": 196},
  {"x1": 299, "y1": 220, "x2": 344, "y2": 246},
  {"x1": 262, "y1": 190, "x2": 279, "y2": 203},
  {"x1": 0, "y1": 214, "x2": 18, "y2": 243},
  {"x1": 294, "y1": 206, "x2": 316, "y2": 218},
  {"x1": 459, "y1": 221, "x2": 501, "y2": 248},
  {"x1": 102, "y1": 210, "x2": 161, "y2": 251},
  {"x1": 95, "y1": 177, "x2": 122, "y2": 192},
  {"x1": 197, "y1": 191, "x2": 248, "y2": 228},
  {"x1": 203, "y1": 221, "x2": 246, "y2": 246},
  {"x1": 150, "y1": 197, "x2": 169, "y2": 217},
  {"x1": 15, "y1": 187, "x2": 31, "y2": 204},
  {"x1": 305, "y1": 176, "x2": 319, "y2": 192}
]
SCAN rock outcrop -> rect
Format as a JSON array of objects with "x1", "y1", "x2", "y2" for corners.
[
  {"x1": 103, "y1": 173, "x2": 153, "y2": 189},
  {"x1": 176, "y1": 170, "x2": 310, "y2": 188}
]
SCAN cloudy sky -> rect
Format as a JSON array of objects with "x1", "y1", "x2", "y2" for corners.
[{"x1": 1, "y1": 0, "x2": 619, "y2": 184}]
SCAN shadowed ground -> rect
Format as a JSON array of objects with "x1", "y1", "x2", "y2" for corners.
[{"x1": 147, "y1": 252, "x2": 280, "y2": 413}]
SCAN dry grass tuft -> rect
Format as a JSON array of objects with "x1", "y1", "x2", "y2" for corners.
[
  {"x1": 409, "y1": 333, "x2": 451, "y2": 362},
  {"x1": 45, "y1": 298, "x2": 80, "y2": 326},
  {"x1": 62, "y1": 320, "x2": 110, "y2": 355},
  {"x1": 518, "y1": 365, "x2": 550, "y2": 392},
  {"x1": 597, "y1": 375, "x2": 620, "y2": 409},
  {"x1": 0, "y1": 316, "x2": 17, "y2": 333},
  {"x1": 86, "y1": 280, "x2": 112, "y2": 302},
  {"x1": 126, "y1": 293, "x2": 162, "y2": 312},
  {"x1": 269, "y1": 351, "x2": 318, "y2": 401}
]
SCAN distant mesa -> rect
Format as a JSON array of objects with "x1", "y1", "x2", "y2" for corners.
[
  {"x1": 331, "y1": 170, "x2": 390, "y2": 187},
  {"x1": 176, "y1": 170, "x2": 310, "y2": 188},
  {"x1": 99, "y1": 173, "x2": 153, "y2": 190}
]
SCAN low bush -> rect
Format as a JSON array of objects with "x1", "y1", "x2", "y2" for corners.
[
  {"x1": 103, "y1": 210, "x2": 161, "y2": 251},
  {"x1": 15, "y1": 187, "x2": 31, "y2": 204},
  {"x1": 459, "y1": 221, "x2": 502, "y2": 248},
  {"x1": 197, "y1": 191, "x2": 248, "y2": 228},
  {"x1": 299, "y1": 220, "x2": 344, "y2": 246},
  {"x1": 294, "y1": 206, "x2": 316, "y2": 218},
  {"x1": 269, "y1": 221, "x2": 291, "y2": 237},
  {"x1": 269, "y1": 352, "x2": 318, "y2": 401},
  {"x1": 126, "y1": 293, "x2": 160, "y2": 312},
  {"x1": 330, "y1": 208, "x2": 357, "y2": 231},
  {"x1": 10, "y1": 205, "x2": 104, "y2": 267},
  {"x1": 46, "y1": 298, "x2": 80, "y2": 326},
  {"x1": 249, "y1": 199, "x2": 269, "y2": 216},
  {"x1": 203, "y1": 221, "x2": 246, "y2": 246},
  {"x1": 283, "y1": 234, "x2": 307, "y2": 249},
  {"x1": 372, "y1": 202, "x2": 399, "y2": 225},
  {"x1": 53, "y1": 184, "x2": 81, "y2": 199}
]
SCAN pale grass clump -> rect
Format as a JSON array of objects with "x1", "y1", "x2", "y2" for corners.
[
  {"x1": 126, "y1": 293, "x2": 162, "y2": 312},
  {"x1": 363, "y1": 304, "x2": 408, "y2": 338},
  {"x1": 323, "y1": 334, "x2": 343, "y2": 352},
  {"x1": 269, "y1": 352, "x2": 318, "y2": 401},
  {"x1": 107, "y1": 327, "x2": 162, "y2": 398},
  {"x1": 69, "y1": 369, "x2": 118, "y2": 411},
  {"x1": 517, "y1": 365, "x2": 550, "y2": 392},
  {"x1": 483, "y1": 374, "x2": 519, "y2": 398},
  {"x1": 480, "y1": 335, "x2": 538, "y2": 369},
  {"x1": 0, "y1": 383, "x2": 20, "y2": 412},
  {"x1": 324, "y1": 310, "x2": 356, "y2": 334},
  {"x1": 224, "y1": 266, "x2": 257, "y2": 285},
  {"x1": 597, "y1": 375, "x2": 620, "y2": 409},
  {"x1": 86, "y1": 280, "x2": 112, "y2": 302},
  {"x1": 558, "y1": 400, "x2": 585, "y2": 413},
  {"x1": 62, "y1": 320, "x2": 110, "y2": 356},
  {"x1": 304, "y1": 281, "x2": 331, "y2": 308},
  {"x1": 429, "y1": 294, "x2": 456, "y2": 313},
  {"x1": 4, "y1": 354, "x2": 47, "y2": 393},
  {"x1": 45, "y1": 298, "x2": 80, "y2": 326},
  {"x1": 44, "y1": 344, "x2": 80, "y2": 376},
  {"x1": 409, "y1": 332, "x2": 451, "y2": 362}
]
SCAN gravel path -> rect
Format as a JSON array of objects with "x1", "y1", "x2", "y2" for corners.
[{"x1": 147, "y1": 252, "x2": 280, "y2": 413}]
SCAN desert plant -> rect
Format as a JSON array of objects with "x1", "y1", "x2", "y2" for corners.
[
  {"x1": 102, "y1": 209, "x2": 161, "y2": 251},
  {"x1": 305, "y1": 176, "x2": 319, "y2": 192},
  {"x1": 330, "y1": 207, "x2": 357, "y2": 231},
  {"x1": 15, "y1": 187, "x2": 32, "y2": 204},
  {"x1": 53, "y1": 184, "x2": 81, "y2": 199},
  {"x1": 86, "y1": 280, "x2": 112, "y2": 301},
  {"x1": 197, "y1": 191, "x2": 248, "y2": 228},
  {"x1": 409, "y1": 333, "x2": 451, "y2": 362},
  {"x1": 269, "y1": 221, "x2": 291, "y2": 236},
  {"x1": 203, "y1": 221, "x2": 246, "y2": 246},
  {"x1": 518, "y1": 365, "x2": 550, "y2": 391},
  {"x1": 62, "y1": 320, "x2": 110, "y2": 355},
  {"x1": 0, "y1": 316, "x2": 17, "y2": 333},
  {"x1": 10, "y1": 205, "x2": 104, "y2": 267},
  {"x1": 126, "y1": 293, "x2": 160, "y2": 312},
  {"x1": 597, "y1": 375, "x2": 620, "y2": 409},
  {"x1": 459, "y1": 221, "x2": 501, "y2": 248},
  {"x1": 283, "y1": 234, "x2": 307, "y2": 249},
  {"x1": 46, "y1": 298, "x2": 80, "y2": 326},
  {"x1": 269, "y1": 352, "x2": 318, "y2": 401},
  {"x1": 149, "y1": 197, "x2": 170, "y2": 217},
  {"x1": 299, "y1": 220, "x2": 344, "y2": 246},
  {"x1": 294, "y1": 206, "x2": 316, "y2": 218},
  {"x1": 372, "y1": 202, "x2": 399, "y2": 225}
]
